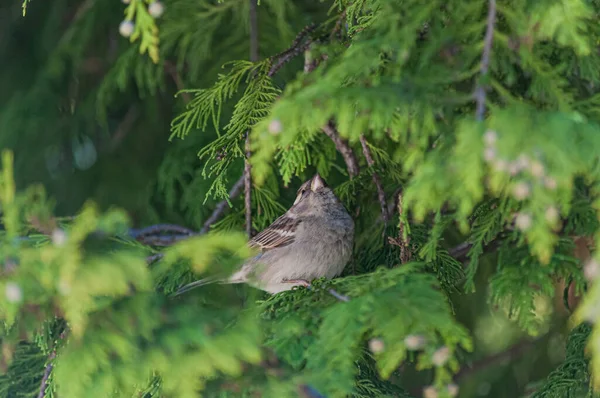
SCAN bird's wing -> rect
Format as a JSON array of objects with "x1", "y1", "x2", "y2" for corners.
[{"x1": 249, "y1": 213, "x2": 302, "y2": 251}]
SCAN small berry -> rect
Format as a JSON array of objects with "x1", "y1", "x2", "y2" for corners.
[
  {"x1": 512, "y1": 182, "x2": 530, "y2": 201},
  {"x1": 52, "y1": 229, "x2": 67, "y2": 246},
  {"x1": 508, "y1": 162, "x2": 521, "y2": 176},
  {"x1": 544, "y1": 176, "x2": 557, "y2": 190},
  {"x1": 58, "y1": 280, "x2": 71, "y2": 295},
  {"x1": 404, "y1": 334, "x2": 426, "y2": 350},
  {"x1": 5, "y1": 282, "x2": 23, "y2": 303},
  {"x1": 545, "y1": 206, "x2": 559, "y2": 224},
  {"x1": 530, "y1": 160, "x2": 545, "y2": 178},
  {"x1": 268, "y1": 119, "x2": 283, "y2": 135},
  {"x1": 447, "y1": 383, "x2": 459, "y2": 397},
  {"x1": 483, "y1": 147, "x2": 496, "y2": 162},
  {"x1": 122, "y1": 0, "x2": 131, "y2": 3},
  {"x1": 119, "y1": 20, "x2": 134, "y2": 37},
  {"x1": 483, "y1": 130, "x2": 497, "y2": 146},
  {"x1": 369, "y1": 338, "x2": 385, "y2": 353},
  {"x1": 584, "y1": 259, "x2": 600, "y2": 281},
  {"x1": 148, "y1": 1, "x2": 164, "y2": 18},
  {"x1": 515, "y1": 213, "x2": 532, "y2": 231},
  {"x1": 423, "y1": 386, "x2": 438, "y2": 398},
  {"x1": 432, "y1": 346, "x2": 450, "y2": 366}
]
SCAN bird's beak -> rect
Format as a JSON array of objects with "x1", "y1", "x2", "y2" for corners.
[{"x1": 310, "y1": 173, "x2": 326, "y2": 192}]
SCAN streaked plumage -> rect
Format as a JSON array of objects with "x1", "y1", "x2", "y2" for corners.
[{"x1": 176, "y1": 174, "x2": 354, "y2": 295}]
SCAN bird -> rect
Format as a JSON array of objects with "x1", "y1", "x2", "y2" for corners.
[{"x1": 175, "y1": 173, "x2": 354, "y2": 295}]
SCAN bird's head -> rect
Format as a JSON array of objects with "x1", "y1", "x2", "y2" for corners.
[{"x1": 293, "y1": 174, "x2": 339, "y2": 211}]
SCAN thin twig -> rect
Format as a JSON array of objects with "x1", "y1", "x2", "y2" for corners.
[
  {"x1": 302, "y1": 49, "x2": 360, "y2": 179},
  {"x1": 268, "y1": 24, "x2": 316, "y2": 77},
  {"x1": 359, "y1": 135, "x2": 388, "y2": 222},
  {"x1": 245, "y1": 0, "x2": 259, "y2": 239},
  {"x1": 321, "y1": 122, "x2": 360, "y2": 178},
  {"x1": 389, "y1": 191, "x2": 411, "y2": 264},
  {"x1": 37, "y1": 352, "x2": 55, "y2": 398},
  {"x1": 37, "y1": 330, "x2": 67, "y2": 398},
  {"x1": 455, "y1": 336, "x2": 543, "y2": 381},
  {"x1": 164, "y1": 61, "x2": 191, "y2": 102},
  {"x1": 474, "y1": 0, "x2": 496, "y2": 121},
  {"x1": 135, "y1": 235, "x2": 192, "y2": 246},
  {"x1": 199, "y1": 176, "x2": 245, "y2": 234},
  {"x1": 249, "y1": 0, "x2": 259, "y2": 63},
  {"x1": 244, "y1": 136, "x2": 253, "y2": 238},
  {"x1": 305, "y1": 283, "x2": 350, "y2": 302},
  {"x1": 107, "y1": 106, "x2": 139, "y2": 152},
  {"x1": 131, "y1": 224, "x2": 195, "y2": 238}
]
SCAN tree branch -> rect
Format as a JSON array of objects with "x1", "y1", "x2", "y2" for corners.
[
  {"x1": 131, "y1": 224, "x2": 195, "y2": 238},
  {"x1": 359, "y1": 135, "x2": 388, "y2": 222},
  {"x1": 302, "y1": 46, "x2": 360, "y2": 180},
  {"x1": 164, "y1": 61, "x2": 191, "y2": 102},
  {"x1": 199, "y1": 176, "x2": 245, "y2": 234},
  {"x1": 37, "y1": 330, "x2": 67, "y2": 398},
  {"x1": 106, "y1": 106, "x2": 139, "y2": 152},
  {"x1": 455, "y1": 336, "x2": 544, "y2": 381},
  {"x1": 37, "y1": 352, "x2": 55, "y2": 398},
  {"x1": 321, "y1": 122, "x2": 360, "y2": 178},
  {"x1": 245, "y1": 0, "x2": 259, "y2": 238},
  {"x1": 269, "y1": 24, "x2": 316, "y2": 77},
  {"x1": 474, "y1": 0, "x2": 496, "y2": 121},
  {"x1": 388, "y1": 191, "x2": 411, "y2": 264}
]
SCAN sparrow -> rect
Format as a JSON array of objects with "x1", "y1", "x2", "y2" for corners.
[{"x1": 176, "y1": 173, "x2": 354, "y2": 294}]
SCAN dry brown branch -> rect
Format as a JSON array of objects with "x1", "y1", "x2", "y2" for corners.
[{"x1": 321, "y1": 122, "x2": 360, "y2": 178}]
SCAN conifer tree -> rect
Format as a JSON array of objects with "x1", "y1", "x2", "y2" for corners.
[{"x1": 1, "y1": 0, "x2": 600, "y2": 397}]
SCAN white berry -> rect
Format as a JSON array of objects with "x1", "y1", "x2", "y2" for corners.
[
  {"x1": 268, "y1": 119, "x2": 283, "y2": 135},
  {"x1": 544, "y1": 176, "x2": 557, "y2": 190},
  {"x1": 530, "y1": 160, "x2": 545, "y2": 178},
  {"x1": 52, "y1": 229, "x2": 67, "y2": 246},
  {"x1": 447, "y1": 383, "x2": 459, "y2": 397},
  {"x1": 515, "y1": 213, "x2": 532, "y2": 231},
  {"x1": 368, "y1": 338, "x2": 385, "y2": 353},
  {"x1": 512, "y1": 182, "x2": 530, "y2": 200},
  {"x1": 508, "y1": 162, "x2": 521, "y2": 176},
  {"x1": 121, "y1": 0, "x2": 131, "y2": 3},
  {"x1": 148, "y1": 1, "x2": 164, "y2": 18},
  {"x1": 404, "y1": 334, "x2": 426, "y2": 350},
  {"x1": 432, "y1": 346, "x2": 450, "y2": 366},
  {"x1": 545, "y1": 206, "x2": 559, "y2": 224},
  {"x1": 483, "y1": 147, "x2": 496, "y2": 162},
  {"x1": 585, "y1": 259, "x2": 600, "y2": 281},
  {"x1": 58, "y1": 280, "x2": 71, "y2": 295},
  {"x1": 119, "y1": 20, "x2": 134, "y2": 37},
  {"x1": 423, "y1": 386, "x2": 438, "y2": 398},
  {"x1": 5, "y1": 282, "x2": 23, "y2": 303},
  {"x1": 483, "y1": 130, "x2": 497, "y2": 146}
]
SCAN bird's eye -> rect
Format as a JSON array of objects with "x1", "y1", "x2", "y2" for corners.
[{"x1": 293, "y1": 188, "x2": 308, "y2": 205}]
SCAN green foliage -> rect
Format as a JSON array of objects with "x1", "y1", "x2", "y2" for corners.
[
  {"x1": 530, "y1": 323, "x2": 592, "y2": 398},
  {"x1": 122, "y1": 0, "x2": 162, "y2": 63},
  {"x1": 5, "y1": 0, "x2": 600, "y2": 397}
]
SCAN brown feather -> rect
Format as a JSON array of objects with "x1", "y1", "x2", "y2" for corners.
[{"x1": 249, "y1": 214, "x2": 302, "y2": 250}]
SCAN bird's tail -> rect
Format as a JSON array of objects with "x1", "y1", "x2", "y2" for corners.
[{"x1": 174, "y1": 276, "x2": 220, "y2": 296}]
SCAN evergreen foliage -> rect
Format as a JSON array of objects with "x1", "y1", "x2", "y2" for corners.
[{"x1": 2, "y1": 0, "x2": 600, "y2": 397}]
